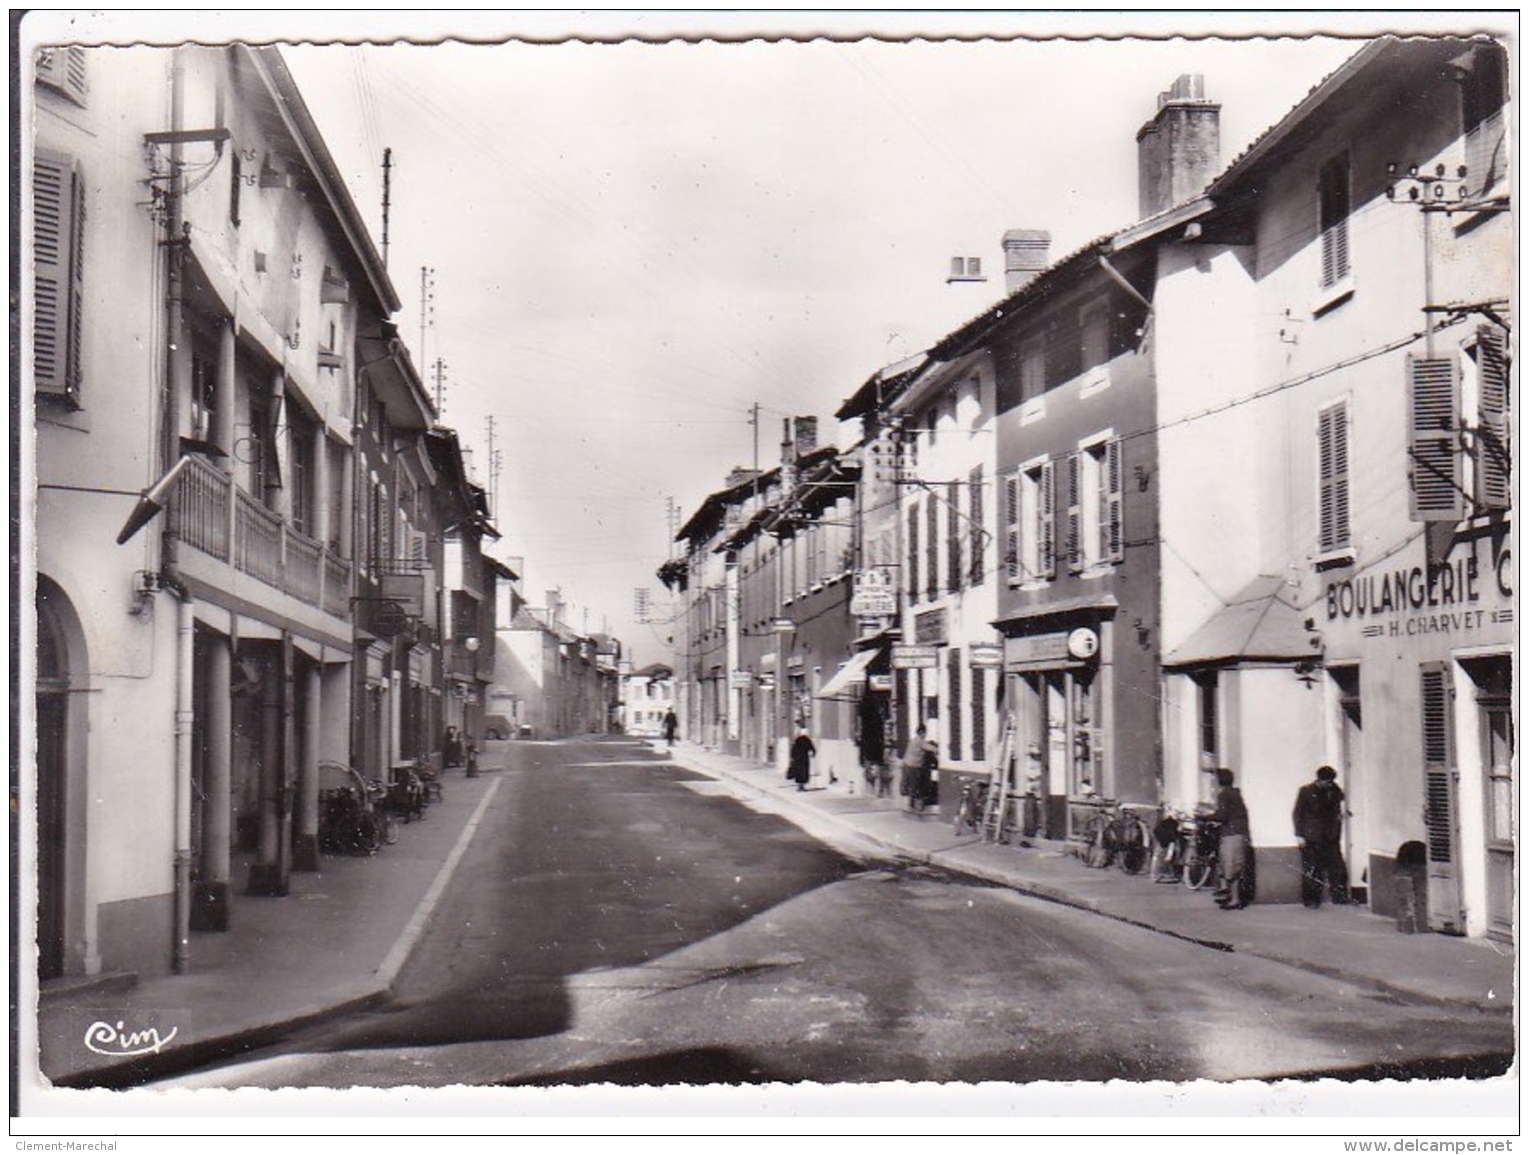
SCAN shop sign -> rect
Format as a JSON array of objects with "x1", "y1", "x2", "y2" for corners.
[
  {"x1": 969, "y1": 644, "x2": 1003, "y2": 668},
  {"x1": 1067, "y1": 628, "x2": 1100, "y2": 660},
  {"x1": 892, "y1": 643, "x2": 939, "y2": 669},
  {"x1": 730, "y1": 670, "x2": 754, "y2": 689},
  {"x1": 1004, "y1": 632, "x2": 1073, "y2": 671},
  {"x1": 914, "y1": 608, "x2": 948, "y2": 645},
  {"x1": 868, "y1": 674, "x2": 892, "y2": 692},
  {"x1": 850, "y1": 567, "x2": 898, "y2": 617}
]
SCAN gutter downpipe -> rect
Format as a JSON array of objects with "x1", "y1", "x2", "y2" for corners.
[
  {"x1": 1097, "y1": 252, "x2": 1155, "y2": 316},
  {"x1": 162, "y1": 49, "x2": 195, "y2": 974}
]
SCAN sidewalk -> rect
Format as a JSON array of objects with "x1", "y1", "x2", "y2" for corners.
[
  {"x1": 34, "y1": 750, "x2": 508, "y2": 1090},
  {"x1": 659, "y1": 740, "x2": 1516, "y2": 1018}
]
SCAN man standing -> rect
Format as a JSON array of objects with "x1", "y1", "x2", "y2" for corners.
[
  {"x1": 661, "y1": 708, "x2": 678, "y2": 748},
  {"x1": 1293, "y1": 765, "x2": 1350, "y2": 908},
  {"x1": 1213, "y1": 767, "x2": 1252, "y2": 910}
]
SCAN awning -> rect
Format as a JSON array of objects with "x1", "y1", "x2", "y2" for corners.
[
  {"x1": 815, "y1": 649, "x2": 879, "y2": 699},
  {"x1": 1164, "y1": 576, "x2": 1316, "y2": 668}
]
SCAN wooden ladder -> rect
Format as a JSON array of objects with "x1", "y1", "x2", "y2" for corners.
[{"x1": 980, "y1": 715, "x2": 1018, "y2": 843}]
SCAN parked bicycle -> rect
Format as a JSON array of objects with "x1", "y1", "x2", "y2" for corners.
[
  {"x1": 952, "y1": 779, "x2": 990, "y2": 836},
  {"x1": 318, "y1": 762, "x2": 395, "y2": 855},
  {"x1": 1178, "y1": 809, "x2": 1221, "y2": 891},
  {"x1": 1106, "y1": 805, "x2": 1154, "y2": 875},
  {"x1": 388, "y1": 763, "x2": 429, "y2": 823}
]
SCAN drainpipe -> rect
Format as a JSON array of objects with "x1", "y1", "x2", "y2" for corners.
[
  {"x1": 162, "y1": 48, "x2": 196, "y2": 973},
  {"x1": 172, "y1": 589, "x2": 195, "y2": 972}
]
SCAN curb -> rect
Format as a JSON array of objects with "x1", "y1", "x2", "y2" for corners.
[
  {"x1": 53, "y1": 777, "x2": 505, "y2": 1089},
  {"x1": 666, "y1": 745, "x2": 1511, "y2": 1019}
]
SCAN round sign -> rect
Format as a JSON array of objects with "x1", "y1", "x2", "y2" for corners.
[
  {"x1": 371, "y1": 599, "x2": 410, "y2": 638},
  {"x1": 1067, "y1": 627, "x2": 1099, "y2": 660}
]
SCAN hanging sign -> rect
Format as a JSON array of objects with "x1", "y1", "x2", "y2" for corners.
[
  {"x1": 850, "y1": 567, "x2": 898, "y2": 616},
  {"x1": 969, "y1": 644, "x2": 1004, "y2": 669},
  {"x1": 1067, "y1": 627, "x2": 1100, "y2": 660},
  {"x1": 892, "y1": 643, "x2": 939, "y2": 669}
]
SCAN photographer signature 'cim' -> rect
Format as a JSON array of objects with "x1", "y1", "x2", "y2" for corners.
[{"x1": 83, "y1": 1019, "x2": 179, "y2": 1057}]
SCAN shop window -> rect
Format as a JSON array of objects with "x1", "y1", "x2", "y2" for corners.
[
  {"x1": 1195, "y1": 670, "x2": 1220, "y2": 771},
  {"x1": 1071, "y1": 671, "x2": 1103, "y2": 795}
]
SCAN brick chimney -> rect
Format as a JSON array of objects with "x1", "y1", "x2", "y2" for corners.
[
  {"x1": 1136, "y1": 74, "x2": 1221, "y2": 218},
  {"x1": 1002, "y1": 229, "x2": 1051, "y2": 294},
  {"x1": 793, "y1": 416, "x2": 818, "y2": 458}
]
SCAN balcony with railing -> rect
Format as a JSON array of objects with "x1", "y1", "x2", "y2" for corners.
[{"x1": 170, "y1": 454, "x2": 352, "y2": 624}]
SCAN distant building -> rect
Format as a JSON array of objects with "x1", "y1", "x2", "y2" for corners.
[{"x1": 621, "y1": 663, "x2": 674, "y2": 736}]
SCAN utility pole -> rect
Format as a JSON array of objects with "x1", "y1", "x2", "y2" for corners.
[
  {"x1": 381, "y1": 148, "x2": 392, "y2": 270},
  {"x1": 419, "y1": 266, "x2": 436, "y2": 371},
  {"x1": 432, "y1": 358, "x2": 447, "y2": 415}
]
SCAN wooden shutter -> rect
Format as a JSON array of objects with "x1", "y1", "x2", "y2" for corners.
[
  {"x1": 33, "y1": 149, "x2": 84, "y2": 401},
  {"x1": 36, "y1": 47, "x2": 88, "y2": 105},
  {"x1": 926, "y1": 494, "x2": 938, "y2": 601},
  {"x1": 1039, "y1": 460, "x2": 1055, "y2": 579},
  {"x1": 1407, "y1": 355, "x2": 1463, "y2": 521},
  {"x1": 1476, "y1": 325, "x2": 1511, "y2": 510},
  {"x1": 971, "y1": 667, "x2": 986, "y2": 764},
  {"x1": 1065, "y1": 452, "x2": 1082, "y2": 573},
  {"x1": 906, "y1": 501, "x2": 919, "y2": 606},
  {"x1": 968, "y1": 465, "x2": 985, "y2": 587},
  {"x1": 1003, "y1": 472, "x2": 1021, "y2": 584},
  {"x1": 1105, "y1": 438, "x2": 1124, "y2": 563},
  {"x1": 947, "y1": 648, "x2": 963, "y2": 765},
  {"x1": 1419, "y1": 663, "x2": 1464, "y2": 933},
  {"x1": 1317, "y1": 401, "x2": 1351, "y2": 551},
  {"x1": 946, "y1": 481, "x2": 961, "y2": 593}
]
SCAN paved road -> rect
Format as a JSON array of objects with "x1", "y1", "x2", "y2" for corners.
[{"x1": 160, "y1": 738, "x2": 1514, "y2": 1089}]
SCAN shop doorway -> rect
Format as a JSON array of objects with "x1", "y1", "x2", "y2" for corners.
[
  {"x1": 36, "y1": 588, "x2": 71, "y2": 980},
  {"x1": 1331, "y1": 665, "x2": 1366, "y2": 904},
  {"x1": 1464, "y1": 657, "x2": 1513, "y2": 942}
]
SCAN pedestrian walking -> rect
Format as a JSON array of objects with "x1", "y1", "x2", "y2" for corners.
[
  {"x1": 1212, "y1": 767, "x2": 1252, "y2": 909},
  {"x1": 900, "y1": 726, "x2": 938, "y2": 812},
  {"x1": 789, "y1": 727, "x2": 816, "y2": 791},
  {"x1": 661, "y1": 708, "x2": 678, "y2": 747},
  {"x1": 442, "y1": 725, "x2": 464, "y2": 770},
  {"x1": 1293, "y1": 764, "x2": 1350, "y2": 908}
]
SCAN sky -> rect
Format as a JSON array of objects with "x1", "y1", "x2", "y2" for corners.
[{"x1": 56, "y1": 10, "x2": 1482, "y2": 667}]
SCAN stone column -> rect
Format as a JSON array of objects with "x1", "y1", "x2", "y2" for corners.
[
  {"x1": 192, "y1": 632, "x2": 232, "y2": 930},
  {"x1": 292, "y1": 658, "x2": 322, "y2": 871}
]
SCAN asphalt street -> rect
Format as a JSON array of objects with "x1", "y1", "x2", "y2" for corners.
[{"x1": 158, "y1": 737, "x2": 1515, "y2": 1090}]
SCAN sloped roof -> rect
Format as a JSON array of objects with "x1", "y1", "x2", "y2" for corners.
[{"x1": 1164, "y1": 576, "x2": 1317, "y2": 668}]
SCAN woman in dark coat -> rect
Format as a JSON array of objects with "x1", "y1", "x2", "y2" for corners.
[{"x1": 789, "y1": 728, "x2": 816, "y2": 791}]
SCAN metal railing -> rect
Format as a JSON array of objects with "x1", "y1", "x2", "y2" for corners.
[{"x1": 172, "y1": 455, "x2": 352, "y2": 618}]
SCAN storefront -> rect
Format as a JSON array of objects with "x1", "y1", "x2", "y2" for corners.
[{"x1": 1320, "y1": 530, "x2": 1513, "y2": 939}]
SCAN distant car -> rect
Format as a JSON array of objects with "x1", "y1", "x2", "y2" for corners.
[{"x1": 481, "y1": 715, "x2": 514, "y2": 741}]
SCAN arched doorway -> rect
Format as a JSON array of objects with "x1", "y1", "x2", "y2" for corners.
[{"x1": 36, "y1": 580, "x2": 78, "y2": 980}]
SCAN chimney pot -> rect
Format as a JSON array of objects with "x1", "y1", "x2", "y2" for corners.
[{"x1": 1002, "y1": 229, "x2": 1051, "y2": 295}]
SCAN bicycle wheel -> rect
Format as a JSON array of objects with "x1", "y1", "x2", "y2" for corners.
[
  {"x1": 1184, "y1": 852, "x2": 1215, "y2": 890},
  {"x1": 1084, "y1": 816, "x2": 1111, "y2": 868},
  {"x1": 380, "y1": 809, "x2": 398, "y2": 845},
  {"x1": 1116, "y1": 818, "x2": 1149, "y2": 875}
]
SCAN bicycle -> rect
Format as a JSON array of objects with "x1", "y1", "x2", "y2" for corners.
[
  {"x1": 952, "y1": 779, "x2": 990, "y2": 836},
  {"x1": 1179, "y1": 812, "x2": 1222, "y2": 891},
  {"x1": 1080, "y1": 804, "x2": 1116, "y2": 868},
  {"x1": 1107, "y1": 805, "x2": 1154, "y2": 875},
  {"x1": 318, "y1": 762, "x2": 391, "y2": 856}
]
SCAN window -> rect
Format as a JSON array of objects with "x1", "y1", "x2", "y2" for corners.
[
  {"x1": 1317, "y1": 400, "x2": 1352, "y2": 553},
  {"x1": 1071, "y1": 671, "x2": 1103, "y2": 795},
  {"x1": 32, "y1": 149, "x2": 85, "y2": 403},
  {"x1": 190, "y1": 340, "x2": 217, "y2": 444},
  {"x1": 1460, "y1": 41, "x2": 1508, "y2": 197},
  {"x1": 1065, "y1": 437, "x2": 1123, "y2": 572},
  {"x1": 288, "y1": 408, "x2": 316, "y2": 538},
  {"x1": 1019, "y1": 338, "x2": 1046, "y2": 404},
  {"x1": 1080, "y1": 303, "x2": 1111, "y2": 392},
  {"x1": 35, "y1": 46, "x2": 87, "y2": 106},
  {"x1": 1196, "y1": 671, "x2": 1219, "y2": 769},
  {"x1": 1006, "y1": 459, "x2": 1055, "y2": 585},
  {"x1": 968, "y1": 465, "x2": 985, "y2": 587},
  {"x1": 1318, "y1": 153, "x2": 1352, "y2": 290}
]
